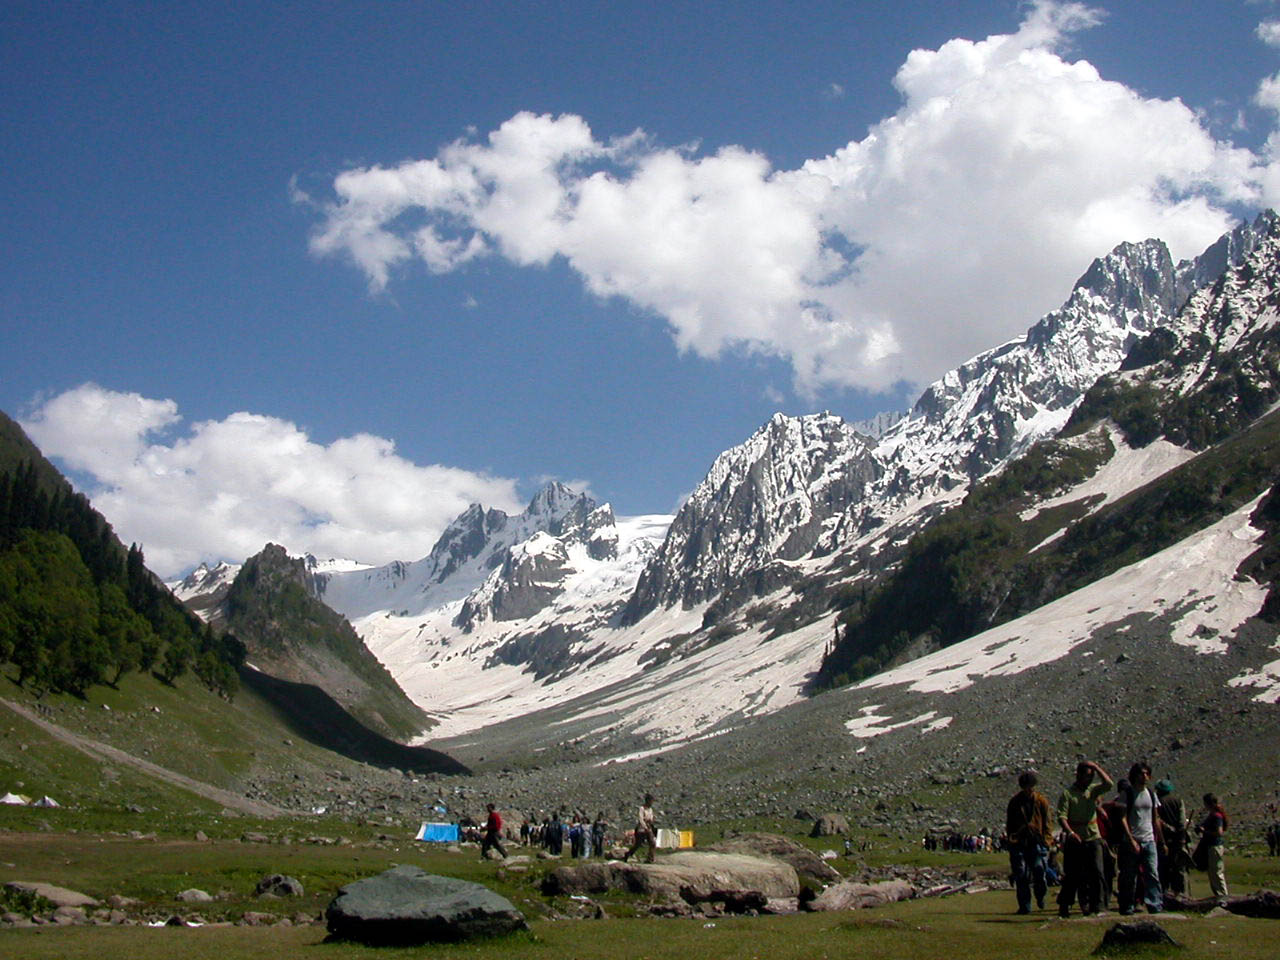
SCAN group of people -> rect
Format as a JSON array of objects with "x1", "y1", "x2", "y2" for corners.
[
  {"x1": 1005, "y1": 761, "x2": 1230, "y2": 917},
  {"x1": 477, "y1": 794, "x2": 661, "y2": 864},
  {"x1": 923, "y1": 831, "x2": 1001, "y2": 853},
  {"x1": 516, "y1": 811, "x2": 612, "y2": 858}
]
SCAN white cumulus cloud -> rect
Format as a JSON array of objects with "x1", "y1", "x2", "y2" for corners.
[
  {"x1": 307, "y1": 2, "x2": 1271, "y2": 395},
  {"x1": 21, "y1": 383, "x2": 523, "y2": 579}
]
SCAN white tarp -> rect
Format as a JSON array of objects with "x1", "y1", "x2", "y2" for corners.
[
  {"x1": 32, "y1": 796, "x2": 59, "y2": 808},
  {"x1": 1, "y1": 793, "x2": 27, "y2": 805}
]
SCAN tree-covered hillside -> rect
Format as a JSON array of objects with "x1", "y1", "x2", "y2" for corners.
[{"x1": 0, "y1": 411, "x2": 243, "y2": 698}]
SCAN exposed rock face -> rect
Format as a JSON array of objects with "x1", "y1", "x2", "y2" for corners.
[
  {"x1": 541, "y1": 852, "x2": 799, "y2": 905},
  {"x1": 809, "y1": 880, "x2": 916, "y2": 911},
  {"x1": 168, "y1": 560, "x2": 239, "y2": 624},
  {"x1": 325, "y1": 866, "x2": 527, "y2": 945},
  {"x1": 624, "y1": 414, "x2": 880, "y2": 620},
  {"x1": 458, "y1": 534, "x2": 572, "y2": 625},
  {"x1": 703, "y1": 832, "x2": 841, "y2": 886},
  {"x1": 626, "y1": 215, "x2": 1276, "y2": 623}
]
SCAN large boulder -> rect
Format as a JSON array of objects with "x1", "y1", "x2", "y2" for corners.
[
  {"x1": 810, "y1": 814, "x2": 851, "y2": 838},
  {"x1": 808, "y1": 880, "x2": 916, "y2": 911},
  {"x1": 4, "y1": 881, "x2": 98, "y2": 909},
  {"x1": 542, "y1": 852, "x2": 798, "y2": 909},
  {"x1": 704, "y1": 832, "x2": 841, "y2": 886},
  {"x1": 325, "y1": 865, "x2": 527, "y2": 944}
]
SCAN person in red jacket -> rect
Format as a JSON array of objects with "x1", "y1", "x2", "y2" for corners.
[{"x1": 481, "y1": 803, "x2": 507, "y2": 861}]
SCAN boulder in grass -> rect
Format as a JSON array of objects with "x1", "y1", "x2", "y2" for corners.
[
  {"x1": 176, "y1": 888, "x2": 213, "y2": 903},
  {"x1": 808, "y1": 880, "x2": 915, "y2": 911},
  {"x1": 255, "y1": 874, "x2": 304, "y2": 898},
  {"x1": 810, "y1": 814, "x2": 851, "y2": 837},
  {"x1": 1224, "y1": 890, "x2": 1280, "y2": 919},
  {"x1": 705, "y1": 832, "x2": 842, "y2": 886},
  {"x1": 325, "y1": 865, "x2": 527, "y2": 945},
  {"x1": 542, "y1": 852, "x2": 799, "y2": 908},
  {"x1": 4, "y1": 881, "x2": 99, "y2": 909},
  {"x1": 1094, "y1": 920, "x2": 1180, "y2": 952}
]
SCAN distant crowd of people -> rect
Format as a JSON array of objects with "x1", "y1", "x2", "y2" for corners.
[
  {"x1": 472, "y1": 794, "x2": 660, "y2": 863},
  {"x1": 1004, "y1": 760, "x2": 1230, "y2": 917},
  {"x1": 923, "y1": 831, "x2": 1001, "y2": 854}
]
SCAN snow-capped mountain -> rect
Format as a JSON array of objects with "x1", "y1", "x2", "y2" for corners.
[
  {"x1": 168, "y1": 560, "x2": 240, "y2": 621},
  {"x1": 623, "y1": 213, "x2": 1279, "y2": 622},
  {"x1": 312, "y1": 482, "x2": 619, "y2": 623},
  {"x1": 169, "y1": 212, "x2": 1280, "y2": 762}
]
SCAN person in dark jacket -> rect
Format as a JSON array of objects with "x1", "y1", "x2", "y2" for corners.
[
  {"x1": 1005, "y1": 770, "x2": 1052, "y2": 914},
  {"x1": 1155, "y1": 779, "x2": 1190, "y2": 897}
]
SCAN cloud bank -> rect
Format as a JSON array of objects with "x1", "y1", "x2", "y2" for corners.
[
  {"x1": 21, "y1": 384, "x2": 523, "y2": 578},
  {"x1": 308, "y1": 1, "x2": 1270, "y2": 396}
]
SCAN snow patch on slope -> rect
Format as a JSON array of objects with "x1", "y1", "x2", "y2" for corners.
[
  {"x1": 1023, "y1": 427, "x2": 1197, "y2": 522},
  {"x1": 857, "y1": 496, "x2": 1267, "y2": 698}
]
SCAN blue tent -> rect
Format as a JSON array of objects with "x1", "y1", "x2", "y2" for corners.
[{"x1": 415, "y1": 821, "x2": 460, "y2": 843}]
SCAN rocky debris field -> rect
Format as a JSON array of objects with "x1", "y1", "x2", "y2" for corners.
[
  {"x1": 185, "y1": 613, "x2": 1280, "y2": 854},
  {"x1": 1, "y1": 876, "x2": 318, "y2": 929}
]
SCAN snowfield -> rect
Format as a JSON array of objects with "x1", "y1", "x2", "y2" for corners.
[{"x1": 854, "y1": 497, "x2": 1267, "y2": 713}]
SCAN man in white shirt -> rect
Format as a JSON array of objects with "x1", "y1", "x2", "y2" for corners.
[{"x1": 1116, "y1": 762, "x2": 1165, "y2": 915}]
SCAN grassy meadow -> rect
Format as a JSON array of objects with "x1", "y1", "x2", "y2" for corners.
[{"x1": 1, "y1": 820, "x2": 1278, "y2": 960}]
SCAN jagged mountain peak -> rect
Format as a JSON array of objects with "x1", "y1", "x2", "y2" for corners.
[
  {"x1": 624, "y1": 411, "x2": 881, "y2": 619},
  {"x1": 525, "y1": 480, "x2": 585, "y2": 519}
]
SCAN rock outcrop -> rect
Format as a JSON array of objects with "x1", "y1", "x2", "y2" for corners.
[
  {"x1": 542, "y1": 852, "x2": 799, "y2": 909},
  {"x1": 325, "y1": 866, "x2": 528, "y2": 945}
]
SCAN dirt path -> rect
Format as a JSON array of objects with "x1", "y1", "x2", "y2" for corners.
[{"x1": 0, "y1": 696, "x2": 285, "y2": 819}]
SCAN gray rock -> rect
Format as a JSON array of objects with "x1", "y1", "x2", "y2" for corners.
[
  {"x1": 176, "y1": 889, "x2": 213, "y2": 903},
  {"x1": 811, "y1": 814, "x2": 851, "y2": 837},
  {"x1": 543, "y1": 851, "x2": 799, "y2": 907},
  {"x1": 704, "y1": 832, "x2": 841, "y2": 886},
  {"x1": 325, "y1": 865, "x2": 527, "y2": 944},
  {"x1": 239, "y1": 911, "x2": 278, "y2": 926},
  {"x1": 809, "y1": 880, "x2": 916, "y2": 911},
  {"x1": 255, "y1": 874, "x2": 304, "y2": 898},
  {"x1": 4, "y1": 881, "x2": 99, "y2": 908}
]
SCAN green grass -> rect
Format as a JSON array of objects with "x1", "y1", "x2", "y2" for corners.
[
  {"x1": 1, "y1": 876, "x2": 1278, "y2": 960},
  {"x1": 0, "y1": 818, "x2": 1277, "y2": 959}
]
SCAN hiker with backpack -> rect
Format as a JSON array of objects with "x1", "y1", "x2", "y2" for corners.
[{"x1": 1115, "y1": 762, "x2": 1165, "y2": 915}]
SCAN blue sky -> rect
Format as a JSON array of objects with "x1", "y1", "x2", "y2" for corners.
[{"x1": 5, "y1": 1, "x2": 1280, "y2": 576}]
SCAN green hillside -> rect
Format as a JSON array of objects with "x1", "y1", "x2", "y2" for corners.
[
  {"x1": 0, "y1": 412, "x2": 242, "y2": 700},
  {"x1": 220, "y1": 544, "x2": 431, "y2": 743}
]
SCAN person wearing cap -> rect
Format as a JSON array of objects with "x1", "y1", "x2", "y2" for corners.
[{"x1": 1155, "y1": 779, "x2": 1190, "y2": 897}]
